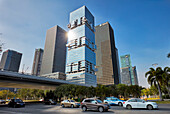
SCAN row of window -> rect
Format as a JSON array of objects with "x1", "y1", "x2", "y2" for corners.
[
  {"x1": 66, "y1": 60, "x2": 95, "y2": 74},
  {"x1": 67, "y1": 16, "x2": 94, "y2": 32},
  {"x1": 66, "y1": 36, "x2": 96, "y2": 52}
]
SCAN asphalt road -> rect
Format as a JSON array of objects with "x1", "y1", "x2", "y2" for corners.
[{"x1": 0, "y1": 103, "x2": 170, "y2": 114}]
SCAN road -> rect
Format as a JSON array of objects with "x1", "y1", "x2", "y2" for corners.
[{"x1": 0, "y1": 103, "x2": 170, "y2": 114}]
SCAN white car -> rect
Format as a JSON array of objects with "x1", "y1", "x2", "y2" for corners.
[{"x1": 123, "y1": 98, "x2": 158, "y2": 110}]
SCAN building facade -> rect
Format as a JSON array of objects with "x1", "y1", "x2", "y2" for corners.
[
  {"x1": 41, "y1": 72, "x2": 66, "y2": 80},
  {"x1": 132, "y1": 66, "x2": 139, "y2": 85},
  {"x1": 31, "y1": 48, "x2": 43, "y2": 76},
  {"x1": 120, "y1": 54, "x2": 138, "y2": 85},
  {"x1": 66, "y1": 6, "x2": 97, "y2": 86},
  {"x1": 95, "y1": 22, "x2": 120, "y2": 85},
  {"x1": 40, "y1": 25, "x2": 67, "y2": 75},
  {"x1": 0, "y1": 49, "x2": 22, "y2": 72},
  {"x1": 120, "y1": 67, "x2": 131, "y2": 85}
]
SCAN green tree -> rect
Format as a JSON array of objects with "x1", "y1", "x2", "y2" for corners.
[
  {"x1": 116, "y1": 84, "x2": 129, "y2": 99},
  {"x1": 162, "y1": 67, "x2": 170, "y2": 97},
  {"x1": 0, "y1": 90, "x2": 15, "y2": 99},
  {"x1": 145, "y1": 67, "x2": 163, "y2": 101},
  {"x1": 167, "y1": 53, "x2": 170, "y2": 58},
  {"x1": 141, "y1": 89, "x2": 149, "y2": 98},
  {"x1": 129, "y1": 85, "x2": 142, "y2": 98}
]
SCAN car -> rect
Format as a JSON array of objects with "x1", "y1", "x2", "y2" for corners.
[
  {"x1": 61, "y1": 100, "x2": 80, "y2": 108},
  {"x1": 44, "y1": 99, "x2": 56, "y2": 105},
  {"x1": 81, "y1": 98, "x2": 110, "y2": 112},
  {"x1": 104, "y1": 97, "x2": 124, "y2": 106},
  {"x1": 123, "y1": 98, "x2": 158, "y2": 110},
  {"x1": 8, "y1": 99, "x2": 25, "y2": 108},
  {"x1": 0, "y1": 99, "x2": 6, "y2": 104}
]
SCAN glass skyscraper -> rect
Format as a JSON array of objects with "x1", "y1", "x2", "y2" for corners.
[
  {"x1": 0, "y1": 49, "x2": 22, "y2": 72},
  {"x1": 95, "y1": 22, "x2": 120, "y2": 85},
  {"x1": 31, "y1": 48, "x2": 43, "y2": 76},
  {"x1": 66, "y1": 6, "x2": 97, "y2": 86},
  {"x1": 120, "y1": 54, "x2": 138, "y2": 85}
]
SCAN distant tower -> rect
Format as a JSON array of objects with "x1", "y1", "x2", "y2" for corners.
[
  {"x1": 40, "y1": 25, "x2": 67, "y2": 75},
  {"x1": 120, "y1": 54, "x2": 138, "y2": 85},
  {"x1": 132, "y1": 66, "x2": 139, "y2": 85},
  {"x1": 95, "y1": 22, "x2": 120, "y2": 85},
  {"x1": 0, "y1": 49, "x2": 22, "y2": 72},
  {"x1": 31, "y1": 48, "x2": 43, "y2": 76},
  {"x1": 66, "y1": 6, "x2": 97, "y2": 86}
]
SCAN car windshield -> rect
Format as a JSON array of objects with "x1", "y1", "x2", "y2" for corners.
[
  {"x1": 15, "y1": 99, "x2": 23, "y2": 102},
  {"x1": 70, "y1": 100, "x2": 75, "y2": 102},
  {"x1": 107, "y1": 98, "x2": 117, "y2": 100},
  {"x1": 96, "y1": 100, "x2": 102, "y2": 103}
]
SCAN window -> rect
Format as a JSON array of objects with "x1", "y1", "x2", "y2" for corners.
[
  {"x1": 91, "y1": 100, "x2": 96, "y2": 104},
  {"x1": 70, "y1": 100, "x2": 75, "y2": 102},
  {"x1": 96, "y1": 100, "x2": 102, "y2": 103},
  {"x1": 128, "y1": 99, "x2": 137, "y2": 102},
  {"x1": 137, "y1": 99, "x2": 144, "y2": 102},
  {"x1": 84, "y1": 100, "x2": 91, "y2": 103},
  {"x1": 78, "y1": 61, "x2": 81, "y2": 71},
  {"x1": 64, "y1": 100, "x2": 68, "y2": 102}
]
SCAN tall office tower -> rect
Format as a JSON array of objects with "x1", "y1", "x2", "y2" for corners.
[
  {"x1": 95, "y1": 22, "x2": 120, "y2": 85},
  {"x1": 120, "y1": 54, "x2": 138, "y2": 85},
  {"x1": 31, "y1": 48, "x2": 43, "y2": 76},
  {"x1": 132, "y1": 66, "x2": 139, "y2": 85},
  {"x1": 120, "y1": 67, "x2": 131, "y2": 85},
  {"x1": 40, "y1": 25, "x2": 67, "y2": 75},
  {"x1": 0, "y1": 49, "x2": 22, "y2": 72},
  {"x1": 66, "y1": 6, "x2": 97, "y2": 86}
]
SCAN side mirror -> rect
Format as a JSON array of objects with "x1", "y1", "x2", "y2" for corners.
[
  {"x1": 142, "y1": 101, "x2": 145, "y2": 103},
  {"x1": 95, "y1": 102, "x2": 97, "y2": 104}
]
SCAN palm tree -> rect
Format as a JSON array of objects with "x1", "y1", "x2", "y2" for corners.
[
  {"x1": 167, "y1": 53, "x2": 170, "y2": 58},
  {"x1": 145, "y1": 67, "x2": 163, "y2": 101},
  {"x1": 162, "y1": 67, "x2": 170, "y2": 97}
]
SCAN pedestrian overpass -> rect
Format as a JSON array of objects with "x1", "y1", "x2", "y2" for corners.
[{"x1": 0, "y1": 70, "x2": 90, "y2": 90}]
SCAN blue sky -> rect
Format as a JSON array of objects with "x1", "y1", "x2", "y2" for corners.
[{"x1": 0, "y1": 0, "x2": 170, "y2": 87}]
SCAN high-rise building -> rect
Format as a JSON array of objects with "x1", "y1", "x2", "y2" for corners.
[
  {"x1": 95, "y1": 22, "x2": 120, "y2": 85},
  {"x1": 40, "y1": 25, "x2": 67, "y2": 75},
  {"x1": 120, "y1": 67, "x2": 131, "y2": 85},
  {"x1": 120, "y1": 54, "x2": 138, "y2": 85},
  {"x1": 66, "y1": 6, "x2": 97, "y2": 86},
  {"x1": 132, "y1": 66, "x2": 139, "y2": 85},
  {"x1": 31, "y1": 48, "x2": 43, "y2": 76},
  {"x1": 0, "y1": 49, "x2": 22, "y2": 72}
]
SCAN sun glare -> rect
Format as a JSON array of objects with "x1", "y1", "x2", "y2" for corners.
[{"x1": 68, "y1": 31, "x2": 75, "y2": 41}]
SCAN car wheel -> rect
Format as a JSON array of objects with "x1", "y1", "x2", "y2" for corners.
[
  {"x1": 98, "y1": 106, "x2": 104, "y2": 112},
  {"x1": 61, "y1": 104, "x2": 65, "y2": 108},
  {"x1": 147, "y1": 105, "x2": 153, "y2": 110},
  {"x1": 126, "y1": 105, "x2": 132, "y2": 110},
  {"x1": 71, "y1": 104, "x2": 74, "y2": 108},
  {"x1": 82, "y1": 106, "x2": 87, "y2": 112},
  {"x1": 118, "y1": 102, "x2": 122, "y2": 106}
]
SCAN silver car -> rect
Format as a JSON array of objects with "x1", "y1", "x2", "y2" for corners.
[{"x1": 123, "y1": 98, "x2": 158, "y2": 110}]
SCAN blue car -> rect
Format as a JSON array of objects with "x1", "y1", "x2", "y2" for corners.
[{"x1": 104, "y1": 97, "x2": 124, "y2": 106}]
